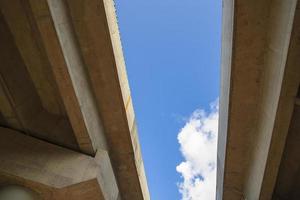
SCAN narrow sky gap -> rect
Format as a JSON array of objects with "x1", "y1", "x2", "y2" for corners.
[{"x1": 115, "y1": 1, "x2": 222, "y2": 199}]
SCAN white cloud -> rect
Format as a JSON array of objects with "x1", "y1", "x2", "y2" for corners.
[{"x1": 176, "y1": 99, "x2": 219, "y2": 200}]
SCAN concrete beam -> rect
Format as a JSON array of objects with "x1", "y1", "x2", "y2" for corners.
[
  {"x1": 28, "y1": 0, "x2": 108, "y2": 155},
  {"x1": 216, "y1": 0, "x2": 234, "y2": 199},
  {"x1": 65, "y1": 0, "x2": 150, "y2": 199},
  {"x1": 0, "y1": 1, "x2": 149, "y2": 199},
  {"x1": 218, "y1": 0, "x2": 300, "y2": 199},
  {"x1": 218, "y1": 0, "x2": 270, "y2": 198},
  {"x1": 0, "y1": 0, "x2": 108, "y2": 155},
  {"x1": 273, "y1": 105, "x2": 300, "y2": 199},
  {"x1": 0, "y1": 8, "x2": 78, "y2": 150},
  {"x1": 0, "y1": 127, "x2": 119, "y2": 200},
  {"x1": 250, "y1": 2, "x2": 300, "y2": 199},
  {"x1": 0, "y1": 0, "x2": 64, "y2": 117}
]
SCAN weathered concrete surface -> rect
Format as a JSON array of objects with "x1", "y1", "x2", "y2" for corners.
[
  {"x1": 272, "y1": 7, "x2": 300, "y2": 199},
  {"x1": 247, "y1": 2, "x2": 300, "y2": 199},
  {"x1": 216, "y1": 0, "x2": 234, "y2": 199},
  {"x1": 0, "y1": 0, "x2": 149, "y2": 199},
  {"x1": 0, "y1": 127, "x2": 119, "y2": 200},
  {"x1": 0, "y1": 8, "x2": 79, "y2": 151},
  {"x1": 65, "y1": 0, "x2": 150, "y2": 199},
  {"x1": 273, "y1": 105, "x2": 300, "y2": 200},
  {"x1": 218, "y1": 0, "x2": 300, "y2": 199}
]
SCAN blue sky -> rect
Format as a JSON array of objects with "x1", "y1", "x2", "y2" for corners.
[{"x1": 115, "y1": 1, "x2": 221, "y2": 199}]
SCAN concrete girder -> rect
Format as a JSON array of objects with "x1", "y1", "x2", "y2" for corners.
[
  {"x1": 0, "y1": 6, "x2": 79, "y2": 151},
  {"x1": 218, "y1": 0, "x2": 300, "y2": 199},
  {"x1": 0, "y1": 0, "x2": 149, "y2": 199},
  {"x1": 64, "y1": 0, "x2": 150, "y2": 199},
  {"x1": 28, "y1": 0, "x2": 107, "y2": 155}
]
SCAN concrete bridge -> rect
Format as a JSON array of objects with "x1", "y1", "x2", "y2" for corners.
[
  {"x1": 1, "y1": 0, "x2": 300, "y2": 200},
  {"x1": 218, "y1": 0, "x2": 300, "y2": 199},
  {"x1": 0, "y1": 0, "x2": 149, "y2": 199}
]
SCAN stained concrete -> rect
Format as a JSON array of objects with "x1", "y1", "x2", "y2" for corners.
[
  {"x1": 0, "y1": 8, "x2": 79, "y2": 151},
  {"x1": 273, "y1": 105, "x2": 300, "y2": 200},
  {"x1": 218, "y1": 0, "x2": 300, "y2": 199},
  {"x1": 0, "y1": 127, "x2": 119, "y2": 200},
  {"x1": 0, "y1": 0, "x2": 149, "y2": 199}
]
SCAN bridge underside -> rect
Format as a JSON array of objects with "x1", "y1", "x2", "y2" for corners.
[
  {"x1": 218, "y1": 1, "x2": 300, "y2": 200},
  {"x1": 0, "y1": 0, "x2": 149, "y2": 199}
]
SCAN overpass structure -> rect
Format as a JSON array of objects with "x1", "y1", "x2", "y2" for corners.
[
  {"x1": 0, "y1": 0, "x2": 149, "y2": 199},
  {"x1": 2, "y1": 0, "x2": 300, "y2": 200},
  {"x1": 218, "y1": 0, "x2": 300, "y2": 199}
]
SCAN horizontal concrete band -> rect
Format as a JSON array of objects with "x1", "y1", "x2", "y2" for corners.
[{"x1": 0, "y1": 127, "x2": 119, "y2": 200}]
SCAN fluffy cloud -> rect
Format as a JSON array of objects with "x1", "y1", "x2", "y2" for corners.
[{"x1": 176, "y1": 100, "x2": 219, "y2": 200}]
